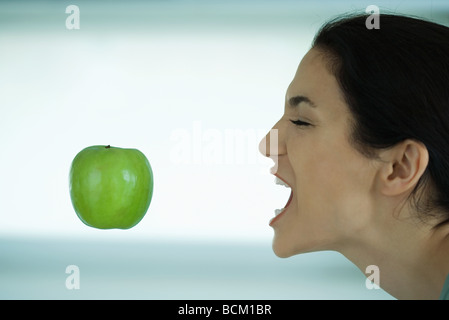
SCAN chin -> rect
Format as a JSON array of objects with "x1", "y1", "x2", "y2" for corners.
[
  {"x1": 272, "y1": 248, "x2": 292, "y2": 258},
  {"x1": 271, "y1": 235, "x2": 300, "y2": 258},
  {"x1": 272, "y1": 231, "x2": 328, "y2": 258}
]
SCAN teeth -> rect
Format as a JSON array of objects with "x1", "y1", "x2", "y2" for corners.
[
  {"x1": 275, "y1": 177, "x2": 290, "y2": 188},
  {"x1": 273, "y1": 177, "x2": 291, "y2": 219},
  {"x1": 274, "y1": 208, "x2": 284, "y2": 216}
]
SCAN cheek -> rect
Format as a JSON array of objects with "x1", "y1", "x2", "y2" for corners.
[
  {"x1": 291, "y1": 140, "x2": 349, "y2": 192},
  {"x1": 292, "y1": 128, "x2": 367, "y2": 188},
  {"x1": 290, "y1": 136, "x2": 373, "y2": 223}
]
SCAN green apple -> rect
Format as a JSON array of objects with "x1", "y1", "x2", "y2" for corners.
[{"x1": 69, "y1": 145, "x2": 154, "y2": 229}]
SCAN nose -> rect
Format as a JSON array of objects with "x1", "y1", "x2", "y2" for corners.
[
  {"x1": 258, "y1": 128, "x2": 279, "y2": 158},
  {"x1": 259, "y1": 117, "x2": 287, "y2": 157},
  {"x1": 259, "y1": 125, "x2": 283, "y2": 174}
]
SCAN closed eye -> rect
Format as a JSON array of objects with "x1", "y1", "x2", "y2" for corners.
[{"x1": 290, "y1": 119, "x2": 312, "y2": 127}]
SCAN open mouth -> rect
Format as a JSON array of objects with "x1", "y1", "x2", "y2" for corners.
[{"x1": 269, "y1": 174, "x2": 293, "y2": 226}]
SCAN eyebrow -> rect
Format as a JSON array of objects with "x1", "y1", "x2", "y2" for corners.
[{"x1": 288, "y1": 95, "x2": 317, "y2": 108}]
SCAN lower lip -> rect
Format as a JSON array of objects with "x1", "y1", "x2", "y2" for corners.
[{"x1": 269, "y1": 189, "x2": 293, "y2": 226}]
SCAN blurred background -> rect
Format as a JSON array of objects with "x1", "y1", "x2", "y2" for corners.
[{"x1": 0, "y1": 0, "x2": 447, "y2": 299}]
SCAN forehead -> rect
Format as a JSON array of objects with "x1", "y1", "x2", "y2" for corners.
[{"x1": 286, "y1": 48, "x2": 345, "y2": 106}]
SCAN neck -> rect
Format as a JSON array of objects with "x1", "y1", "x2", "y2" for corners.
[{"x1": 336, "y1": 215, "x2": 449, "y2": 300}]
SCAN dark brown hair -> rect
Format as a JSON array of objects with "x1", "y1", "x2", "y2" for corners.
[{"x1": 312, "y1": 13, "x2": 449, "y2": 225}]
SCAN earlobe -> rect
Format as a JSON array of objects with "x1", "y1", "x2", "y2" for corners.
[{"x1": 379, "y1": 140, "x2": 429, "y2": 196}]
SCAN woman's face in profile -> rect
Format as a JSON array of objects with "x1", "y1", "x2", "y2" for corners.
[{"x1": 260, "y1": 48, "x2": 381, "y2": 257}]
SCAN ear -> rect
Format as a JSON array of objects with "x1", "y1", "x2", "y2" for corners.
[{"x1": 377, "y1": 140, "x2": 429, "y2": 197}]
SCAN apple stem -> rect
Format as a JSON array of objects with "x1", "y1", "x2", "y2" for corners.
[{"x1": 106, "y1": 145, "x2": 111, "y2": 149}]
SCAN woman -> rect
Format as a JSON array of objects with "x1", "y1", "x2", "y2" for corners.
[{"x1": 259, "y1": 13, "x2": 449, "y2": 300}]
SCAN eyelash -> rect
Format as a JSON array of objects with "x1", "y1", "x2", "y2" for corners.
[{"x1": 290, "y1": 119, "x2": 312, "y2": 127}]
